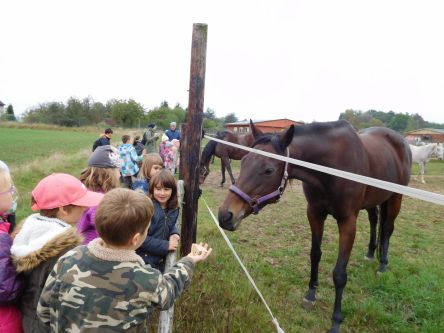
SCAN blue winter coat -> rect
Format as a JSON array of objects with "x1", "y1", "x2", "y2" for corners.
[
  {"x1": 119, "y1": 143, "x2": 142, "y2": 177},
  {"x1": 136, "y1": 200, "x2": 179, "y2": 270},
  {"x1": 165, "y1": 129, "x2": 180, "y2": 141},
  {"x1": 132, "y1": 179, "x2": 149, "y2": 194}
]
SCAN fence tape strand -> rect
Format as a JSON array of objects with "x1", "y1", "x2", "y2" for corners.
[
  {"x1": 204, "y1": 135, "x2": 444, "y2": 206},
  {"x1": 202, "y1": 197, "x2": 285, "y2": 333}
]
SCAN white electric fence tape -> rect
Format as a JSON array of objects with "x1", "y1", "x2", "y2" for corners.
[
  {"x1": 204, "y1": 135, "x2": 444, "y2": 206},
  {"x1": 202, "y1": 197, "x2": 285, "y2": 333}
]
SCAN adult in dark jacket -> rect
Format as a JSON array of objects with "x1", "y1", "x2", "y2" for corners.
[
  {"x1": 92, "y1": 128, "x2": 113, "y2": 151},
  {"x1": 165, "y1": 122, "x2": 180, "y2": 141}
]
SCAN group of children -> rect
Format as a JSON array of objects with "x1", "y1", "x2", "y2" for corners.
[
  {"x1": 119, "y1": 133, "x2": 180, "y2": 190},
  {"x1": 0, "y1": 145, "x2": 211, "y2": 332}
]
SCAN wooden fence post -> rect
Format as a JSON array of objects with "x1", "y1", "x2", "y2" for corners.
[{"x1": 179, "y1": 23, "x2": 208, "y2": 256}]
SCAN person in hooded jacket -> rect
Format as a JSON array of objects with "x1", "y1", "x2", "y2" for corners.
[
  {"x1": 119, "y1": 135, "x2": 143, "y2": 189},
  {"x1": 11, "y1": 173, "x2": 103, "y2": 333}
]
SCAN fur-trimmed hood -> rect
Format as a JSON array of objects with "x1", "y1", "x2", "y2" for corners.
[{"x1": 13, "y1": 226, "x2": 82, "y2": 273}]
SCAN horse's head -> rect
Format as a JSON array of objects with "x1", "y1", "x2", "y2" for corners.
[
  {"x1": 218, "y1": 124, "x2": 295, "y2": 231},
  {"x1": 199, "y1": 159, "x2": 210, "y2": 184},
  {"x1": 200, "y1": 138, "x2": 220, "y2": 185}
]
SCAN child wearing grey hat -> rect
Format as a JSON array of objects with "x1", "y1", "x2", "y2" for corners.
[{"x1": 77, "y1": 145, "x2": 122, "y2": 244}]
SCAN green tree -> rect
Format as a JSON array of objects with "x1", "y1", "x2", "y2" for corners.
[
  {"x1": 144, "y1": 102, "x2": 187, "y2": 130},
  {"x1": 204, "y1": 108, "x2": 216, "y2": 120},
  {"x1": 2, "y1": 104, "x2": 16, "y2": 121},
  {"x1": 110, "y1": 99, "x2": 145, "y2": 128},
  {"x1": 388, "y1": 113, "x2": 409, "y2": 133},
  {"x1": 224, "y1": 113, "x2": 238, "y2": 124}
]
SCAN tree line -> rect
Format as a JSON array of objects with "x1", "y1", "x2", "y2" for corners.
[
  {"x1": 3, "y1": 98, "x2": 444, "y2": 133},
  {"x1": 9, "y1": 97, "x2": 239, "y2": 131},
  {"x1": 339, "y1": 109, "x2": 444, "y2": 133}
]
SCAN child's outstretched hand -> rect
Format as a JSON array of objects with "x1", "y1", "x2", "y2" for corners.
[{"x1": 187, "y1": 243, "x2": 212, "y2": 264}]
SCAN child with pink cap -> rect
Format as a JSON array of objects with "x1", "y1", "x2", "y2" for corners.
[{"x1": 11, "y1": 173, "x2": 103, "y2": 333}]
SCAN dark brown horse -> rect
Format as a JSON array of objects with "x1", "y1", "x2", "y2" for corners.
[
  {"x1": 199, "y1": 127, "x2": 262, "y2": 186},
  {"x1": 218, "y1": 120, "x2": 412, "y2": 333}
]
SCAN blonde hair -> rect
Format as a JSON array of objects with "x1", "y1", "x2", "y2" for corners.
[
  {"x1": 96, "y1": 188, "x2": 154, "y2": 246},
  {"x1": 138, "y1": 153, "x2": 163, "y2": 180},
  {"x1": 80, "y1": 167, "x2": 120, "y2": 193},
  {"x1": 0, "y1": 168, "x2": 12, "y2": 192}
]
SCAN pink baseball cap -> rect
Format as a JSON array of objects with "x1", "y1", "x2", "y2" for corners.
[{"x1": 31, "y1": 173, "x2": 104, "y2": 211}]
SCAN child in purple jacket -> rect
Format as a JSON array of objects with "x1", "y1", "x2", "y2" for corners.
[
  {"x1": 77, "y1": 145, "x2": 121, "y2": 244},
  {"x1": 0, "y1": 161, "x2": 23, "y2": 333}
]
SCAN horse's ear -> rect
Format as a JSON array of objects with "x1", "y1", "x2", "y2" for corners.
[
  {"x1": 280, "y1": 125, "x2": 295, "y2": 149},
  {"x1": 249, "y1": 119, "x2": 263, "y2": 139}
]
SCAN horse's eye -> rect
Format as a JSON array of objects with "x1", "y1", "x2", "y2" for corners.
[{"x1": 264, "y1": 168, "x2": 274, "y2": 175}]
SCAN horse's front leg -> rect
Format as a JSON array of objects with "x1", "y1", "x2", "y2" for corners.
[
  {"x1": 328, "y1": 216, "x2": 357, "y2": 333},
  {"x1": 420, "y1": 162, "x2": 426, "y2": 184},
  {"x1": 220, "y1": 159, "x2": 226, "y2": 187},
  {"x1": 302, "y1": 208, "x2": 326, "y2": 310},
  {"x1": 224, "y1": 158, "x2": 236, "y2": 185}
]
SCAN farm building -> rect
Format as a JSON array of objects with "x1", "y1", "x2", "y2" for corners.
[
  {"x1": 224, "y1": 118, "x2": 303, "y2": 134},
  {"x1": 405, "y1": 128, "x2": 444, "y2": 143},
  {"x1": 0, "y1": 100, "x2": 5, "y2": 115}
]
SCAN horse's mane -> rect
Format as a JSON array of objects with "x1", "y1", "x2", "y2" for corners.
[
  {"x1": 252, "y1": 134, "x2": 284, "y2": 153},
  {"x1": 293, "y1": 120, "x2": 351, "y2": 135},
  {"x1": 252, "y1": 120, "x2": 351, "y2": 153},
  {"x1": 201, "y1": 131, "x2": 228, "y2": 163}
]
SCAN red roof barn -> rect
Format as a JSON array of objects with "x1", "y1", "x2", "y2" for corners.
[{"x1": 225, "y1": 118, "x2": 303, "y2": 134}]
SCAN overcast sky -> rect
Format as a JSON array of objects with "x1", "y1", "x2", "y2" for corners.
[{"x1": 1, "y1": 0, "x2": 444, "y2": 124}]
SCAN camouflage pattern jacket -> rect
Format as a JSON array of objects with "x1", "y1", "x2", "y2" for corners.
[{"x1": 37, "y1": 238, "x2": 195, "y2": 332}]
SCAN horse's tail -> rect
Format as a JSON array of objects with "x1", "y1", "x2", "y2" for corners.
[
  {"x1": 201, "y1": 140, "x2": 218, "y2": 165},
  {"x1": 201, "y1": 131, "x2": 227, "y2": 165}
]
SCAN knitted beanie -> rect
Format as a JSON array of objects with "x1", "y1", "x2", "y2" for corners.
[{"x1": 88, "y1": 145, "x2": 121, "y2": 168}]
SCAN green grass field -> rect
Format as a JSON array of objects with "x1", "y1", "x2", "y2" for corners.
[
  {"x1": 1, "y1": 127, "x2": 443, "y2": 332},
  {"x1": 0, "y1": 127, "x2": 98, "y2": 167}
]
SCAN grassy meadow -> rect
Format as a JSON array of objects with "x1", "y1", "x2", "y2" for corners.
[{"x1": 1, "y1": 127, "x2": 443, "y2": 333}]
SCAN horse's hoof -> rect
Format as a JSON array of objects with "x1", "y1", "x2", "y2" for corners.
[
  {"x1": 364, "y1": 255, "x2": 375, "y2": 261},
  {"x1": 301, "y1": 297, "x2": 316, "y2": 310}
]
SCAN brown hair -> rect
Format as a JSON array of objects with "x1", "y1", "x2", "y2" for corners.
[
  {"x1": 149, "y1": 169, "x2": 178, "y2": 209},
  {"x1": 121, "y1": 135, "x2": 130, "y2": 143},
  {"x1": 31, "y1": 196, "x2": 76, "y2": 218},
  {"x1": 138, "y1": 153, "x2": 163, "y2": 180},
  {"x1": 79, "y1": 167, "x2": 120, "y2": 193},
  {"x1": 95, "y1": 188, "x2": 154, "y2": 246}
]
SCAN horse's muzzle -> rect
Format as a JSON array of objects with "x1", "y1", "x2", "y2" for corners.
[{"x1": 218, "y1": 210, "x2": 235, "y2": 231}]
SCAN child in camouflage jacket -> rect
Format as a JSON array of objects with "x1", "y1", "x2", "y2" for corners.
[{"x1": 37, "y1": 188, "x2": 211, "y2": 332}]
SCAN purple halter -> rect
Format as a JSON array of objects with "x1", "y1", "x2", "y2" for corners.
[{"x1": 229, "y1": 148, "x2": 290, "y2": 215}]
